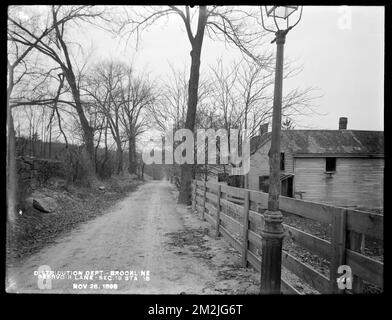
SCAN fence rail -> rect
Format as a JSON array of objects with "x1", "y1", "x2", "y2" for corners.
[{"x1": 192, "y1": 179, "x2": 383, "y2": 294}]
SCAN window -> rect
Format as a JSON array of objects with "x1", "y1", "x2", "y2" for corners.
[
  {"x1": 259, "y1": 175, "x2": 269, "y2": 193},
  {"x1": 218, "y1": 172, "x2": 228, "y2": 182},
  {"x1": 280, "y1": 152, "x2": 285, "y2": 171},
  {"x1": 325, "y1": 157, "x2": 336, "y2": 172}
]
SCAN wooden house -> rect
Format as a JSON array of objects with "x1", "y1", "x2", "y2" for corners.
[{"x1": 248, "y1": 118, "x2": 384, "y2": 210}]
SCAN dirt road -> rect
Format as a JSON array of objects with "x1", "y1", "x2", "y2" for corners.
[{"x1": 7, "y1": 180, "x2": 260, "y2": 294}]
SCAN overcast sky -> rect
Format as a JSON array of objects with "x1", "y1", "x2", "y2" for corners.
[
  {"x1": 284, "y1": 6, "x2": 384, "y2": 131},
  {"x1": 53, "y1": 6, "x2": 386, "y2": 132}
]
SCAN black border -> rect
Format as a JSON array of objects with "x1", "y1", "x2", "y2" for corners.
[{"x1": 2, "y1": 2, "x2": 390, "y2": 317}]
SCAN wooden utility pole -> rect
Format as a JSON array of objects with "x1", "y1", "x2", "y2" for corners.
[{"x1": 260, "y1": 29, "x2": 289, "y2": 294}]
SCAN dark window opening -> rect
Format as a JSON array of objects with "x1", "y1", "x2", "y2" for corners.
[
  {"x1": 259, "y1": 175, "x2": 269, "y2": 193},
  {"x1": 218, "y1": 172, "x2": 229, "y2": 182},
  {"x1": 280, "y1": 152, "x2": 285, "y2": 171},
  {"x1": 281, "y1": 176, "x2": 294, "y2": 198},
  {"x1": 228, "y1": 175, "x2": 243, "y2": 188},
  {"x1": 326, "y1": 157, "x2": 336, "y2": 172}
]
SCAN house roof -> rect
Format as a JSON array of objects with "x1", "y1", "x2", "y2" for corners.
[
  {"x1": 250, "y1": 134, "x2": 270, "y2": 154},
  {"x1": 250, "y1": 130, "x2": 384, "y2": 156}
]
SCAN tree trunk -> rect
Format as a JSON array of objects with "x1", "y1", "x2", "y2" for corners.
[
  {"x1": 94, "y1": 117, "x2": 105, "y2": 173},
  {"x1": 128, "y1": 134, "x2": 137, "y2": 175},
  {"x1": 51, "y1": 10, "x2": 97, "y2": 183},
  {"x1": 75, "y1": 104, "x2": 96, "y2": 171},
  {"x1": 101, "y1": 122, "x2": 109, "y2": 177},
  {"x1": 68, "y1": 79, "x2": 97, "y2": 184},
  {"x1": 7, "y1": 72, "x2": 17, "y2": 223},
  {"x1": 7, "y1": 113, "x2": 17, "y2": 221},
  {"x1": 178, "y1": 6, "x2": 207, "y2": 205},
  {"x1": 48, "y1": 121, "x2": 52, "y2": 158},
  {"x1": 116, "y1": 141, "x2": 123, "y2": 175}
]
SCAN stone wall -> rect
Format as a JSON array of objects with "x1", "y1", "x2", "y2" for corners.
[{"x1": 16, "y1": 156, "x2": 65, "y2": 201}]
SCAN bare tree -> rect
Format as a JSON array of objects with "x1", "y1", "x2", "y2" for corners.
[
  {"x1": 210, "y1": 57, "x2": 321, "y2": 138},
  {"x1": 150, "y1": 65, "x2": 189, "y2": 133},
  {"x1": 207, "y1": 57, "x2": 321, "y2": 187},
  {"x1": 7, "y1": 6, "x2": 56, "y2": 221},
  {"x1": 150, "y1": 65, "x2": 214, "y2": 182},
  {"x1": 85, "y1": 61, "x2": 127, "y2": 174},
  {"x1": 120, "y1": 5, "x2": 266, "y2": 204},
  {"x1": 209, "y1": 59, "x2": 241, "y2": 132},
  {"x1": 151, "y1": 65, "x2": 212, "y2": 133},
  {"x1": 117, "y1": 68, "x2": 155, "y2": 175},
  {"x1": 8, "y1": 5, "x2": 109, "y2": 184}
]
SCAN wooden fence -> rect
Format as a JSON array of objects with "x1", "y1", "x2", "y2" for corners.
[{"x1": 192, "y1": 179, "x2": 383, "y2": 294}]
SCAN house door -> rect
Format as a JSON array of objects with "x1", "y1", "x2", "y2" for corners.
[{"x1": 281, "y1": 176, "x2": 294, "y2": 198}]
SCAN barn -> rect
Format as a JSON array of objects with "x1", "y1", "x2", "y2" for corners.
[{"x1": 248, "y1": 118, "x2": 384, "y2": 211}]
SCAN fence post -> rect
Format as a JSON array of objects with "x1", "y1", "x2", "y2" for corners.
[
  {"x1": 192, "y1": 180, "x2": 196, "y2": 212},
  {"x1": 241, "y1": 190, "x2": 250, "y2": 267},
  {"x1": 347, "y1": 230, "x2": 364, "y2": 293},
  {"x1": 330, "y1": 209, "x2": 347, "y2": 293},
  {"x1": 202, "y1": 180, "x2": 207, "y2": 221},
  {"x1": 215, "y1": 184, "x2": 221, "y2": 238}
]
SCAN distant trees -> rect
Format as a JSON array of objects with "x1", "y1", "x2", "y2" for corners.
[
  {"x1": 8, "y1": 6, "x2": 155, "y2": 188},
  {"x1": 8, "y1": 5, "x2": 109, "y2": 184},
  {"x1": 150, "y1": 65, "x2": 189, "y2": 133},
  {"x1": 150, "y1": 57, "x2": 319, "y2": 183},
  {"x1": 7, "y1": 5, "x2": 321, "y2": 215},
  {"x1": 118, "y1": 70, "x2": 154, "y2": 175},
  {"x1": 85, "y1": 61, "x2": 155, "y2": 176},
  {"x1": 86, "y1": 62, "x2": 126, "y2": 174},
  {"x1": 7, "y1": 6, "x2": 54, "y2": 220},
  {"x1": 121, "y1": 5, "x2": 268, "y2": 204},
  {"x1": 209, "y1": 58, "x2": 320, "y2": 138}
]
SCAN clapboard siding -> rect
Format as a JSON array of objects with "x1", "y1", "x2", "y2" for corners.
[
  {"x1": 294, "y1": 157, "x2": 384, "y2": 208},
  {"x1": 249, "y1": 142, "x2": 270, "y2": 190},
  {"x1": 284, "y1": 151, "x2": 294, "y2": 174},
  {"x1": 249, "y1": 140, "x2": 294, "y2": 190},
  {"x1": 250, "y1": 139, "x2": 383, "y2": 208}
]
